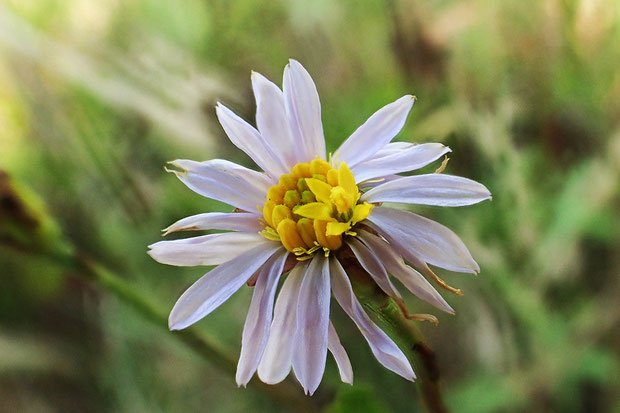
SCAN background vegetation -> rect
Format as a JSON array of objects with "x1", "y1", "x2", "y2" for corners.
[{"x1": 1, "y1": 0, "x2": 618, "y2": 412}]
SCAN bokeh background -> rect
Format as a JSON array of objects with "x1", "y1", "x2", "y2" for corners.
[{"x1": 1, "y1": 0, "x2": 619, "y2": 412}]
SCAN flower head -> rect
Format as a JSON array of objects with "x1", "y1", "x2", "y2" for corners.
[{"x1": 149, "y1": 59, "x2": 491, "y2": 395}]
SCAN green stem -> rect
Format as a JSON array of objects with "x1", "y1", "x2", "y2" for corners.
[
  {"x1": 65, "y1": 253, "x2": 318, "y2": 412},
  {"x1": 345, "y1": 259, "x2": 449, "y2": 413}
]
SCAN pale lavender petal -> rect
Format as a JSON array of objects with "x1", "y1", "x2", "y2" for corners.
[
  {"x1": 216, "y1": 103, "x2": 289, "y2": 180},
  {"x1": 236, "y1": 250, "x2": 289, "y2": 386},
  {"x1": 351, "y1": 143, "x2": 450, "y2": 183},
  {"x1": 251, "y1": 71, "x2": 296, "y2": 167},
  {"x1": 336, "y1": 95, "x2": 415, "y2": 168},
  {"x1": 283, "y1": 59, "x2": 325, "y2": 162},
  {"x1": 148, "y1": 232, "x2": 266, "y2": 267},
  {"x1": 163, "y1": 212, "x2": 263, "y2": 235},
  {"x1": 257, "y1": 262, "x2": 307, "y2": 384},
  {"x1": 328, "y1": 321, "x2": 353, "y2": 385},
  {"x1": 168, "y1": 242, "x2": 282, "y2": 330},
  {"x1": 367, "y1": 206, "x2": 480, "y2": 273},
  {"x1": 372, "y1": 141, "x2": 414, "y2": 157},
  {"x1": 359, "y1": 231, "x2": 454, "y2": 314},
  {"x1": 362, "y1": 174, "x2": 492, "y2": 206},
  {"x1": 357, "y1": 174, "x2": 401, "y2": 189},
  {"x1": 292, "y1": 255, "x2": 331, "y2": 395},
  {"x1": 347, "y1": 237, "x2": 402, "y2": 300},
  {"x1": 330, "y1": 257, "x2": 415, "y2": 381},
  {"x1": 168, "y1": 159, "x2": 270, "y2": 214}
]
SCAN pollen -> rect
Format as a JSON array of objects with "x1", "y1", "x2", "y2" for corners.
[{"x1": 259, "y1": 160, "x2": 374, "y2": 258}]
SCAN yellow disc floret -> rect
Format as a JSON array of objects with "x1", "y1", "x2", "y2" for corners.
[{"x1": 259, "y1": 160, "x2": 373, "y2": 258}]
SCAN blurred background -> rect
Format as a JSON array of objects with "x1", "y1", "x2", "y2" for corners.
[{"x1": 1, "y1": 0, "x2": 619, "y2": 412}]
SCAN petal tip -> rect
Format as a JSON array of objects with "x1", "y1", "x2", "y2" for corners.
[
  {"x1": 168, "y1": 314, "x2": 187, "y2": 331},
  {"x1": 235, "y1": 378, "x2": 248, "y2": 388},
  {"x1": 168, "y1": 310, "x2": 185, "y2": 331}
]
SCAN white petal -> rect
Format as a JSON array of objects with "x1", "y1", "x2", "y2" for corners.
[
  {"x1": 163, "y1": 212, "x2": 263, "y2": 235},
  {"x1": 367, "y1": 206, "x2": 480, "y2": 273},
  {"x1": 257, "y1": 262, "x2": 307, "y2": 384},
  {"x1": 336, "y1": 95, "x2": 415, "y2": 168},
  {"x1": 330, "y1": 257, "x2": 415, "y2": 381},
  {"x1": 283, "y1": 59, "x2": 325, "y2": 162},
  {"x1": 359, "y1": 231, "x2": 454, "y2": 314},
  {"x1": 362, "y1": 174, "x2": 492, "y2": 206},
  {"x1": 216, "y1": 103, "x2": 289, "y2": 180},
  {"x1": 236, "y1": 250, "x2": 288, "y2": 386},
  {"x1": 351, "y1": 143, "x2": 450, "y2": 183},
  {"x1": 148, "y1": 232, "x2": 266, "y2": 267},
  {"x1": 347, "y1": 237, "x2": 402, "y2": 299},
  {"x1": 169, "y1": 159, "x2": 270, "y2": 214},
  {"x1": 292, "y1": 255, "x2": 331, "y2": 395},
  {"x1": 251, "y1": 71, "x2": 296, "y2": 167},
  {"x1": 168, "y1": 242, "x2": 282, "y2": 330},
  {"x1": 327, "y1": 321, "x2": 353, "y2": 385}
]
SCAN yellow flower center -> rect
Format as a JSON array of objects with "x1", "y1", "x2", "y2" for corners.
[{"x1": 259, "y1": 159, "x2": 374, "y2": 258}]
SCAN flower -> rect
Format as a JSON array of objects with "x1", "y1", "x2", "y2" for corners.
[{"x1": 148, "y1": 59, "x2": 491, "y2": 395}]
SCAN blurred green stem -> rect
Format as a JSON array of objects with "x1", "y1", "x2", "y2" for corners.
[
  {"x1": 346, "y1": 259, "x2": 449, "y2": 413},
  {"x1": 61, "y1": 253, "x2": 318, "y2": 412}
]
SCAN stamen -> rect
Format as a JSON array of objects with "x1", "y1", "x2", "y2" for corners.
[
  {"x1": 405, "y1": 313, "x2": 439, "y2": 325},
  {"x1": 292, "y1": 247, "x2": 308, "y2": 256},
  {"x1": 425, "y1": 267, "x2": 463, "y2": 296},
  {"x1": 259, "y1": 227, "x2": 280, "y2": 241},
  {"x1": 435, "y1": 156, "x2": 449, "y2": 174},
  {"x1": 259, "y1": 160, "x2": 363, "y2": 253},
  {"x1": 395, "y1": 298, "x2": 440, "y2": 325}
]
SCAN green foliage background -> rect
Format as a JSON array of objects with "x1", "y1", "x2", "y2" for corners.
[{"x1": 0, "y1": 0, "x2": 618, "y2": 412}]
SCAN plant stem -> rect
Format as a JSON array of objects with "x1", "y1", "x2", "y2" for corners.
[
  {"x1": 344, "y1": 258, "x2": 449, "y2": 413},
  {"x1": 67, "y1": 253, "x2": 317, "y2": 412}
]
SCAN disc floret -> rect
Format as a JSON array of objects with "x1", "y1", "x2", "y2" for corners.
[{"x1": 260, "y1": 159, "x2": 373, "y2": 258}]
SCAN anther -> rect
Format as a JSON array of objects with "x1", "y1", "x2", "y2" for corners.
[
  {"x1": 435, "y1": 156, "x2": 449, "y2": 174},
  {"x1": 426, "y1": 267, "x2": 463, "y2": 296},
  {"x1": 395, "y1": 299, "x2": 440, "y2": 325}
]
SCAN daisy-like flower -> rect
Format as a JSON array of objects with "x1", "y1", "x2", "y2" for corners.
[{"x1": 149, "y1": 60, "x2": 491, "y2": 395}]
